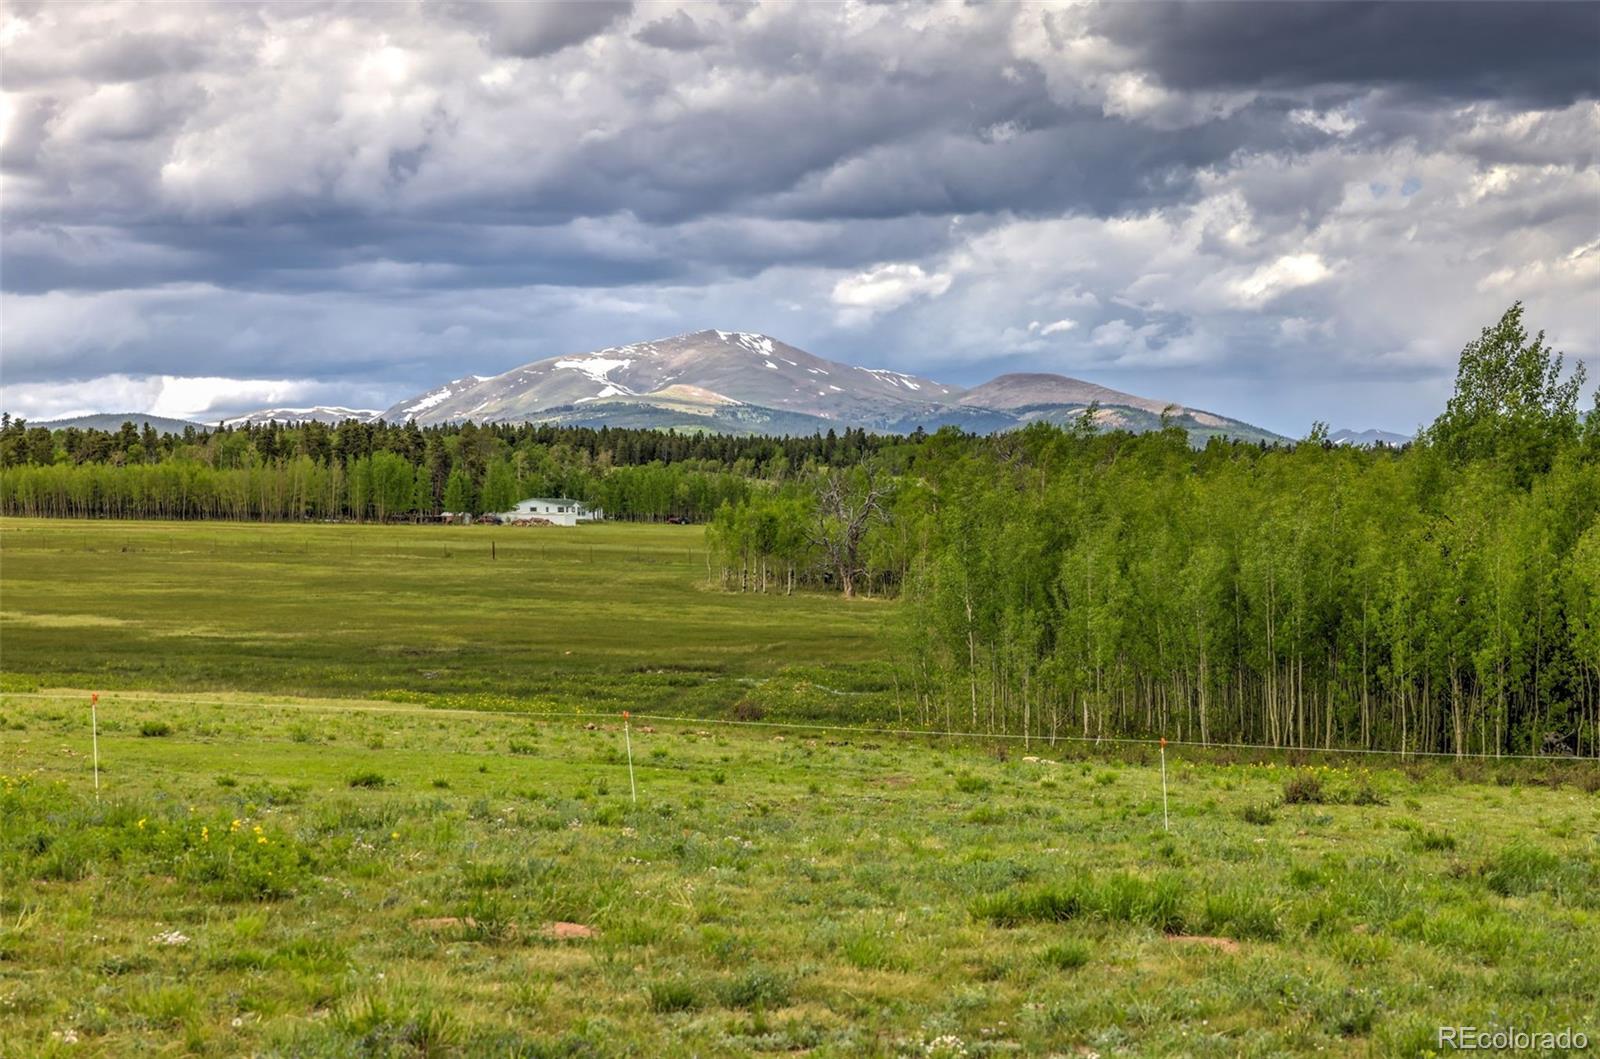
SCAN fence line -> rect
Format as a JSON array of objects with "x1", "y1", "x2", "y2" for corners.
[{"x1": 8, "y1": 690, "x2": 1593, "y2": 764}]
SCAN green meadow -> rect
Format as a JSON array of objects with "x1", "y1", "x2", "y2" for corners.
[
  {"x1": 0, "y1": 519, "x2": 896, "y2": 721},
  {"x1": 2, "y1": 519, "x2": 1598, "y2": 1056}
]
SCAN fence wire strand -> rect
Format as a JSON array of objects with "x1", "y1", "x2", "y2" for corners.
[{"x1": 7, "y1": 690, "x2": 1593, "y2": 764}]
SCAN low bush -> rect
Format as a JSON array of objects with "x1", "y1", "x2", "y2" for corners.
[
  {"x1": 139, "y1": 721, "x2": 173, "y2": 738},
  {"x1": 974, "y1": 872, "x2": 1187, "y2": 933},
  {"x1": 347, "y1": 771, "x2": 387, "y2": 789},
  {"x1": 1482, "y1": 843, "x2": 1563, "y2": 897},
  {"x1": 1199, "y1": 888, "x2": 1281, "y2": 940},
  {"x1": 841, "y1": 931, "x2": 901, "y2": 971},
  {"x1": 1409, "y1": 829, "x2": 1456, "y2": 852},
  {"x1": 953, "y1": 772, "x2": 991, "y2": 794},
  {"x1": 647, "y1": 978, "x2": 703, "y2": 1014},
  {"x1": 1039, "y1": 940, "x2": 1091, "y2": 970},
  {"x1": 1241, "y1": 803, "x2": 1276, "y2": 826},
  {"x1": 717, "y1": 967, "x2": 790, "y2": 1010},
  {"x1": 1282, "y1": 772, "x2": 1327, "y2": 804}
]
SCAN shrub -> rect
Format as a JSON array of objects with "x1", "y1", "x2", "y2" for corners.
[
  {"x1": 176, "y1": 824, "x2": 309, "y2": 900},
  {"x1": 1347, "y1": 784, "x2": 1388, "y2": 806},
  {"x1": 1199, "y1": 889, "x2": 1281, "y2": 940},
  {"x1": 973, "y1": 884, "x2": 1089, "y2": 927},
  {"x1": 347, "y1": 771, "x2": 387, "y2": 789},
  {"x1": 1282, "y1": 772, "x2": 1326, "y2": 804},
  {"x1": 1241, "y1": 803, "x2": 1276, "y2": 826},
  {"x1": 731, "y1": 701, "x2": 766, "y2": 722},
  {"x1": 1409, "y1": 829, "x2": 1456, "y2": 852},
  {"x1": 647, "y1": 979, "x2": 702, "y2": 1014},
  {"x1": 1039, "y1": 940, "x2": 1091, "y2": 970},
  {"x1": 1482, "y1": 843, "x2": 1562, "y2": 897},
  {"x1": 717, "y1": 967, "x2": 789, "y2": 1010},
  {"x1": 333, "y1": 992, "x2": 462, "y2": 1055},
  {"x1": 139, "y1": 720, "x2": 173, "y2": 738},
  {"x1": 953, "y1": 772, "x2": 991, "y2": 794},
  {"x1": 841, "y1": 931, "x2": 900, "y2": 971},
  {"x1": 974, "y1": 872, "x2": 1187, "y2": 933}
]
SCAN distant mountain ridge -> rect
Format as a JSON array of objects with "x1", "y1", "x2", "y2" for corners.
[
  {"x1": 1329, "y1": 427, "x2": 1412, "y2": 447},
  {"x1": 221, "y1": 407, "x2": 380, "y2": 427},
  {"x1": 26, "y1": 413, "x2": 204, "y2": 435},
  {"x1": 17, "y1": 331, "x2": 1287, "y2": 446},
  {"x1": 375, "y1": 330, "x2": 1283, "y2": 444}
]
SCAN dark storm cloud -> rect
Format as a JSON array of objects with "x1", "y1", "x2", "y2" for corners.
[
  {"x1": 446, "y1": 1, "x2": 634, "y2": 58},
  {"x1": 1, "y1": 2, "x2": 1595, "y2": 432},
  {"x1": 635, "y1": 11, "x2": 716, "y2": 52},
  {"x1": 0, "y1": 29, "x2": 210, "y2": 90},
  {"x1": 1091, "y1": 1, "x2": 1600, "y2": 106}
]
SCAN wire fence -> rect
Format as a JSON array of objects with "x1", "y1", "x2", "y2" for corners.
[{"x1": 9, "y1": 690, "x2": 1595, "y2": 765}]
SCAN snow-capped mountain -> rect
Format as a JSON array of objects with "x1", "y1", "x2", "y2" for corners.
[
  {"x1": 379, "y1": 331, "x2": 957, "y2": 427},
  {"x1": 376, "y1": 330, "x2": 1281, "y2": 443},
  {"x1": 221, "y1": 407, "x2": 380, "y2": 427},
  {"x1": 1329, "y1": 428, "x2": 1412, "y2": 447}
]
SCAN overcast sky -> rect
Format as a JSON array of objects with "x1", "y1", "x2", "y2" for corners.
[{"x1": 2, "y1": 1, "x2": 1596, "y2": 434}]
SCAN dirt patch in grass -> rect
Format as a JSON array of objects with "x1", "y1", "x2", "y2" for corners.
[
  {"x1": 540, "y1": 921, "x2": 597, "y2": 940},
  {"x1": 1166, "y1": 934, "x2": 1241, "y2": 954},
  {"x1": 410, "y1": 917, "x2": 476, "y2": 932}
]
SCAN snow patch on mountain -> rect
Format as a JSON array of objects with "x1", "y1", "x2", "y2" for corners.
[
  {"x1": 860, "y1": 367, "x2": 926, "y2": 392},
  {"x1": 554, "y1": 356, "x2": 638, "y2": 398},
  {"x1": 223, "y1": 406, "x2": 379, "y2": 426}
]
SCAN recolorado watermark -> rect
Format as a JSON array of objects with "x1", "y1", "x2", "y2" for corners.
[{"x1": 1439, "y1": 1026, "x2": 1590, "y2": 1052}]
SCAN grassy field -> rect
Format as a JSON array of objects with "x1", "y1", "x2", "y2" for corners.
[
  {"x1": 2, "y1": 519, "x2": 1598, "y2": 1056},
  {"x1": 0, "y1": 519, "x2": 897, "y2": 720},
  {"x1": 2, "y1": 690, "x2": 1598, "y2": 1056}
]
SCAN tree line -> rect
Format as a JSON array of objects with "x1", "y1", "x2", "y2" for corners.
[
  {"x1": 0, "y1": 419, "x2": 891, "y2": 523},
  {"x1": 705, "y1": 305, "x2": 1599, "y2": 758}
]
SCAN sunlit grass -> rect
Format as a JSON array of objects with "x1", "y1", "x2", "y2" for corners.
[{"x1": 1, "y1": 690, "x2": 1596, "y2": 1056}]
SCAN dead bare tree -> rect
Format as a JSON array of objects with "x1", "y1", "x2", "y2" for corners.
[{"x1": 807, "y1": 464, "x2": 892, "y2": 599}]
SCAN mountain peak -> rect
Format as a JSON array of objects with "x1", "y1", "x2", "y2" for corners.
[
  {"x1": 372, "y1": 331, "x2": 1280, "y2": 444},
  {"x1": 222, "y1": 406, "x2": 379, "y2": 427}
]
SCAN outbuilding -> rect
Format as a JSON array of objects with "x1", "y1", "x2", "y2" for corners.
[{"x1": 495, "y1": 497, "x2": 602, "y2": 527}]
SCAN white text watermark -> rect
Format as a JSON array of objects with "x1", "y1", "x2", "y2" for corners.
[{"x1": 1439, "y1": 1026, "x2": 1589, "y2": 1052}]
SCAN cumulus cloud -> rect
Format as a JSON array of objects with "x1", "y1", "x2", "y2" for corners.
[
  {"x1": 0, "y1": 374, "x2": 369, "y2": 424},
  {"x1": 635, "y1": 11, "x2": 716, "y2": 52},
  {"x1": 448, "y1": 2, "x2": 634, "y2": 59},
  {"x1": 831, "y1": 263, "x2": 953, "y2": 322},
  {"x1": 1229, "y1": 254, "x2": 1332, "y2": 307},
  {"x1": 0, "y1": 1, "x2": 1595, "y2": 435}
]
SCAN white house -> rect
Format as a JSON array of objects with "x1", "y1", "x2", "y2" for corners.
[{"x1": 496, "y1": 497, "x2": 601, "y2": 527}]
